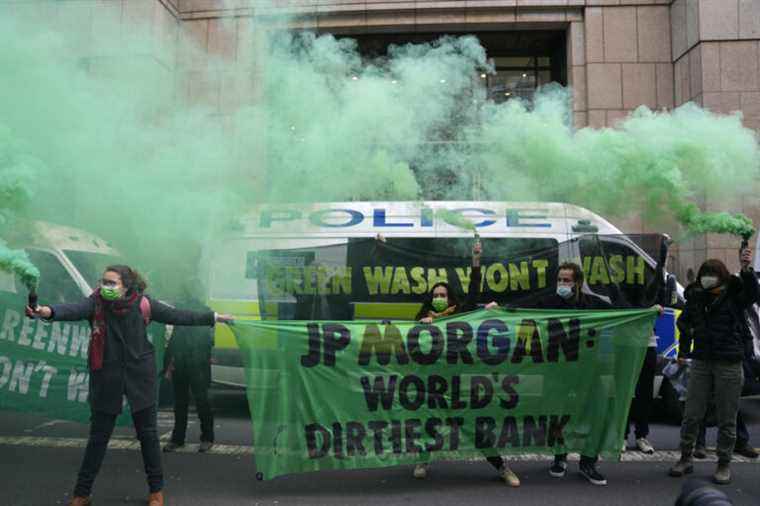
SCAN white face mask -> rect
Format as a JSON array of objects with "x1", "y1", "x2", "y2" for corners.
[
  {"x1": 556, "y1": 284, "x2": 574, "y2": 299},
  {"x1": 701, "y1": 276, "x2": 719, "y2": 289}
]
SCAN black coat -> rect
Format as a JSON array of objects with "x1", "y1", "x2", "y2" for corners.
[
  {"x1": 50, "y1": 295, "x2": 215, "y2": 414},
  {"x1": 163, "y1": 301, "x2": 214, "y2": 385},
  {"x1": 534, "y1": 291, "x2": 613, "y2": 310},
  {"x1": 677, "y1": 269, "x2": 759, "y2": 363}
]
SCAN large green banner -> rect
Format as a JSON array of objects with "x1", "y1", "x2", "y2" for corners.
[
  {"x1": 0, "y1": 291, "x2": 166, "y2": 424},
  {"x1": 234, "y1": 307, "x2": 658, "y2": 480}
]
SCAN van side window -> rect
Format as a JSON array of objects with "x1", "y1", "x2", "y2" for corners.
[{"x1": 25, "y1": 249, "x2": 83, "y2": 304}]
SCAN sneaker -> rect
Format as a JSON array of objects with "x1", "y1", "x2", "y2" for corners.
[
  {"x1": 734, "y1": 444, "x2": 759, "y2": 459},
  {"x1": 635, "y1": 437, "x2": 655, "y2": 454},
  {"x1": 693, "y1": 446, "x2": 707, "y2": 459},
  {"x1": 162, "y1": 441, "x2": 184, "y2": 453},
  {"x1": 579, "y1": 461, "x2": 607, "y2": 486},
  {"x1": 198, "y1": 441, "x2": 214, "y2": 453},
  {"x1": 549, "y1": 458, "x2": 567, "y2": 478},
  {"x1": 499, "y1": 466, "x2": 520, "y2": 487},
  {"x1": 413, "y1": 463, "x2": 427, "y2": 479},
  {"x1": 713, "y1": 462, "x2": 731, "y2": 485},
  {"x1": 668, "y1": 457, "x2": 694, "y2": 477}
]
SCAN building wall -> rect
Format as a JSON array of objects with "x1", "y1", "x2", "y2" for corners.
[
  {"x1": 669, "y1": 0, "x2": 760, "y2": 274},
  {"x1": 581, "y1": 2, "x2": 673, "y2": 130},
  {"x1": 5, "y1": 0, "x2": 760, "y2": 276}
]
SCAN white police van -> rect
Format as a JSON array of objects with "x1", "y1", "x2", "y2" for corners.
[
  {"x1": 204, "y1": 201, "x2": 684, "y2": 417},
  {"x1": 0, "y1": 221, "x2": 122, "y2": 307}
]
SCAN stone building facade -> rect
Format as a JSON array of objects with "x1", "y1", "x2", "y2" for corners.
[{"x1": 5, "y1": 0, "x2": 760, "y2": 277}]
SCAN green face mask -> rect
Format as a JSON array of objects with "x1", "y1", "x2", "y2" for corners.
[
  {"x1": 431, "y1": 296, "x2": 448, "y2": 312},
  {"x1": 100, "y1": 286, "x2": 122, "y2": 301}
]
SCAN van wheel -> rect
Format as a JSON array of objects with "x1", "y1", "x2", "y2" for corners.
[{"x1": 658, "y1": 378, "x2": 684, "y2": 424}]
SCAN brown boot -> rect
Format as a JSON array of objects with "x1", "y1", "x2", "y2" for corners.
[
  {"x1": 148, "y1": 491, "x2": 164, "y2": 506},
  {"x1": 68, "y1": 497, "x2": 92, "y2": 506},
  {"x1": 713, "y1": 462, "x2": 731, "y2": 485},
  {"x1": 668, "y1": 453, "x2": 694, "y2": 477}
]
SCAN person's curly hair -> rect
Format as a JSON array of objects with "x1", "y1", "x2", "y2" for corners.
[{"x1": 105, "y1": 265, "x2": 147, "y2": 295}]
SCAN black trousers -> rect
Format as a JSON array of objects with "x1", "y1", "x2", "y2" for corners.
[
  {"x1": 170, "y1": 368, "x2": 214, "y2": 444},
  {"x1": 626, "y1": 346, "x2": 657, "y2": 439},
  {"x1": 74, "y1": 405, "x2": 163, "y2": 497}
]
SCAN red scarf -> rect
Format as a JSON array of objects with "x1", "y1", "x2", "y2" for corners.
[{"x1": 89, "y1": 290, "x2": 140, "y2": 371}]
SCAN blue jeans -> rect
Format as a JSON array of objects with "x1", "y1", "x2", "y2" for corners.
[{"x1": 74, "y1": 405, "x2": 163, "y2": 497}]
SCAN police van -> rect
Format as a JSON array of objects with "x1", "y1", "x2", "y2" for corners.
[
  {"x1": 204, "y1": 201, "x2": 685, "y2": 416},
  {"x1": 0, "y1": 221, "x2": 123, "y2": 309}
]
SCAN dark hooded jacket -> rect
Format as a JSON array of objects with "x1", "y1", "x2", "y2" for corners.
[
  {"x1": 162, "y1": 298, "x2": 215, "y2": 386},
  {"x1": 677, "y1": 269, "x2": 759, "y2": 363},
  {"x1": 534, "y1": 290, "x2": 613, "y2": 310},
  {"x1": 50, "y1": 295, "x2": 215, "y2": 414}
]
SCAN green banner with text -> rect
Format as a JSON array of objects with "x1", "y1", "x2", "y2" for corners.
[{"x1": 234, "y1": 307, "x2": 657, "y2": 480}]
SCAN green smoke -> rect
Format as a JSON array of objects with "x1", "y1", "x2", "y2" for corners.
[
  {"x1": 674, "y1": 204, "x2": 755, "y2": 239},
  {"x1": 0, "y1": 249, "x2": 40, "y2": 291},
  {"x1": 0, "y1": 2, "x2": 758, "y2": 300},
  {"x1": 0, "y1": 125, "x2": 40, "y2": 289},
  {"x1": 471, "y1": 96, "x2": 759, "y2": 238},
  {"x1": 436, "y1": 209, "x2": 478, "y2": 232}
]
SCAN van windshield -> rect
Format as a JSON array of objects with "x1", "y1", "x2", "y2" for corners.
[{"x1": 63, "y1": 250, "x2": 123, "y2": 290}]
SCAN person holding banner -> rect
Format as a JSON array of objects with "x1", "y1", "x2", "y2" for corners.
[
  {"x1": 534, "y1": 262, "x2": 612, "y2": 486},
  {"x1": 26, "y1": 265, "x2": 233, "y2": 506},
  {"x1": 485, "y1": 252, "x2": 665, "y2": 486},
  {"x1": 670, "y1": 249, "x2": 758, "y2": 485},
  {"x1": 413, "y1": 238, "x2": 521, "y2": 488}
]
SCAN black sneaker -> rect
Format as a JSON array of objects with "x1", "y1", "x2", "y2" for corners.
[
  {"x1": 549, "y1": 458, "x2": 567, "y2": 478},
  {"x1": 162, "y1": 441, "x2": 184, "y2": 453},
  {"x1": 694, "y1": 446, "x2": 707, "y2": 459},
  {"x1": 579, "y1": 462, "x2": 607, "y2": 486},
  {"x1": 734, "y1": 445, "x2": 759, "y2": 459}
]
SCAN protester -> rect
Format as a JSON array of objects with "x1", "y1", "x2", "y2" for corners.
[
  {"x1": 625, "y1": 238, "x2": 672, "y2": 455},
  {"x1": 27, "y1": 265, "x2": 233, "y2": 506},
  {"x1": 413, "y1": 238, "x2": 521, "y2": 487},
  {"x1": 527, "y1": 262, "x2": 612, "y2": 486},
  {"x1": 162, "y1": 285, "x2": 216, "y2": 454},
  {"x1": 669, "y1": 249, "x2": 758, "y2": 485},
  {"x1": 623, "y1": 343, "x2": 657, "y2": 454}
]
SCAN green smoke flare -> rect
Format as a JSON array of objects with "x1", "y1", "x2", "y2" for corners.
[
  {"x1": 0, "y1": 3, "x2": 758, "y2": 299},
  {"x1": 0, "y1": 125, "x2": 40, "y2": 289}
]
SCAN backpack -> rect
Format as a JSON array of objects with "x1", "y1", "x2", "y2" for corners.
[{"x1": 139, "y1": 296, "x2": 151, "y2": 326}]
